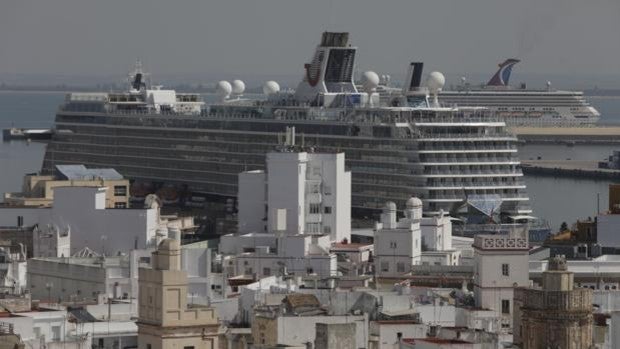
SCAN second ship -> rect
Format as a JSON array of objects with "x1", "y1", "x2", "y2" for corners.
[{"x1": 41, "y1": 32, "x2": 538, "y2": 234}]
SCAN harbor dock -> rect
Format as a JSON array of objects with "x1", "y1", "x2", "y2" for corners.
[
  {"x1": 512, "y1": 126, "x2": 620, "y2": 144},
  {"x1": 521, "y1": 159, "x2": 620, "y2": 180}
]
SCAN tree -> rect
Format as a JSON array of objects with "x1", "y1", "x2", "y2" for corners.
[{"x1": 560, "y1": 222, "x2": 568, "y2": 232}]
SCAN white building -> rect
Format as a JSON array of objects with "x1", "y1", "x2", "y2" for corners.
[
  {"x1": 473, "y1": 229, "x2": 529, "y2": 331},
  {"x1": 369, "y1": 320, "x2": 427, "y2": 349},
  {"x1": 597, "y1": 213, "x2": 620, "y2": 247},
  {"x1": 0, "y1": 186, "x2": 179, "y2": 255},
  {"x1": 238, "y1": 143, "x2": 351, "y2": 243},
  {"x1": 374, "y1": 200, "x2": 422, "y2": 277},
  {"x1": 32, "y1": 224, "x2": 71, "y2": 258},
  {"x1": 220, "y1": 232, "x2": 336, "y2": 279},
  {"x1": 223, "y1": 146, "x2": 350, "y2": 281},
  {"x1": 374, "y1": 198, "x2": 459, "y2": 278},
  {"x1": 27, "y1": 243, "x2": 218, "y2": 305},
  {"x1": 0, "y1": 246, "x2": 27, "y2": 294}
]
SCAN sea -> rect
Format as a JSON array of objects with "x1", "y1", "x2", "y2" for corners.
[{"x1": 1, "y1": 91, "x2": 620, "y2": 232}]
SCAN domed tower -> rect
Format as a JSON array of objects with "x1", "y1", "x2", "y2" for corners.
[
  {"x1": 137, "y1": 238, "x2": 219, "y2": 349},
  {"x1": 404, "y1": 197, "x2": 423, "y2": 220},
  {"x1": 514, "y1": 255, "x2": 593, "y2": 349},
  {"x1": 380, "y1": 201, "x2": 398, "y2": 229},
  {"x1": 375, "y1": 201, "x2": 422, "y2": 277}
]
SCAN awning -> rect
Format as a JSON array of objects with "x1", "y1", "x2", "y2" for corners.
[{"x1": 466, "y1": 194, "x2": 502, "y2": 217}]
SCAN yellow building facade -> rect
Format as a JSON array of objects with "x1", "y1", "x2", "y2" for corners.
[{"x1": 137, "y1": 239, "x2": 219, "y2": 349}]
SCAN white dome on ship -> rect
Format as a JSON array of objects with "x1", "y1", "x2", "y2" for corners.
[
  {"x1": 361, "y1": 71, "x2": 380, "y2": 92},
  {"x1": 216, "y1": 80, "x2": 232, "y2": 97},
  {"x1": 263, "y1": 81, "x2": 280, "y2": 95},
  {"x1": 231, "y1": 80, "x2": 246, "y2": 95},
  {"x1": 426, "y1": 71, "x2": 446, "y2": 92}
]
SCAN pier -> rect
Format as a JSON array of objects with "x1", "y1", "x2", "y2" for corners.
[
  {"x1": 512, "y1": 126, "x2": 620, "y2": 144},
  {"x1": 521, "y1": 160, "x2": 620, "y2": 180}
]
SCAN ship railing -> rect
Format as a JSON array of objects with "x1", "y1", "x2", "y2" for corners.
[
  {"x1": 424, "y1": 169, "x2": 521, "y2": 176},
  {"x1": 418, "y1": 132, "x2": 517, "y2": 140},
  {"x1": 421, "y1": 156, "x2": 520, "y2": 163},
  {"x1": 425, "y1": 181, "x2": 525, "y2": 188},
  {"x1": 419, "y1": 145, "x2": 518, "y2": 152}
]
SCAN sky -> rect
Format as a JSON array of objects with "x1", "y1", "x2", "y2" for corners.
[{"x1": 1, "y1": 0, "x2": 619, "y2": 87}]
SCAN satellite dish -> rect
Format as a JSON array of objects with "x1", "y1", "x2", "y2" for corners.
[
  {"x1": 216, "y1": 81, "x2": 232, "y2": 101},
  {"x1": 361, "y1": 71, "x2": 380, "y2": 93},
  {"x1": 231, "y1": 80, "x2": 246, "y2": 95},
  {"x1": 263, "y1": 81, "x2": 281, "y2": 95}
]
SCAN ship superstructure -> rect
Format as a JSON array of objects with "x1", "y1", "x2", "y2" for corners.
[
  {"x1": 42, "y1": 32, "x2": 532, "y2": 226},
  {"x1": 438, "y1": 59, "x2": 600, "y2": 126}
]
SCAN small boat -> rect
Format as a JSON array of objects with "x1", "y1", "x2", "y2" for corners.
[{"x1": 2, "y1": 127, "x2": 53, "y2": 141}]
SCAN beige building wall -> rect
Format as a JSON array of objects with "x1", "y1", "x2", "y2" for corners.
[
  {"x1": 4, "y1": 174, "x2": 129, "y2": 209},
  {"x1": 137, "y1": 239, "x2": 219, "y2": 349}
]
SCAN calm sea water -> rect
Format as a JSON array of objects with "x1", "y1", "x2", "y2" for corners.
[{"x1": 1, "y1": 91, "x2": 620, "y2": 231}]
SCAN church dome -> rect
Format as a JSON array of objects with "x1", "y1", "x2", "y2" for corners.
[{"x1": 406, "y1": 197, "x2": 423, "y2": 209}]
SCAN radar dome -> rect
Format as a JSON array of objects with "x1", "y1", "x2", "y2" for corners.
[
  {"x1": 361, "y1": 71, "x2": 380, "y2": 92},
  {"x1": 426, "y1": 71, "x2": 446, "y2": 92},
  {"x1": 216, "y1": 80, "x2": 232, "y2": 97},
  {"x1": 231, "y1": 80, "x2": 246, "y2": 95},
  {"x1": 263, "y1": 81, "x2": 280, "y2": 95}
]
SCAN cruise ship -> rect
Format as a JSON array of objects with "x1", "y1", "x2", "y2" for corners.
[
  {"x1": 438, "y1": 59, "x2": 600, "y2": 126},
  {"x1": 41, "y1": 32, "x2": 534, "y2": 229}
]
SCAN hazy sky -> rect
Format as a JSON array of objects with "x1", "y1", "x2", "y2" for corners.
[{"x1": 1, "y1": 0, "x2": 619, "y2": 83}]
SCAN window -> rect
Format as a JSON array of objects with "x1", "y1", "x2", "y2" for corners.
[
  {"x1": 309, "y1": 203, "x2": 321, "y2": 214},
  {"x1": 114, "y1": 202, "x2": 127, "y2": 209},
  {"x1": 147, "y1": 345, "x2": 152, "y2": 349},
  {"x1": 263, "y1": 267, "x2": 271, "y2": 276},
  {"x1": 323, "y1": 226, "x2": 331, "y2": 235},
  {"x1": 396, "y1": 262, "x2": 405, "y2": 273},
  {"x1": 306, "y1": 223, "x2": 321, "y2": 233},
  {"x1": 17, "y1": 215, "x2": 23, "y2": 227},
  {"x1": 52, "y1": 325, "x2": 61, "y2": 341},
  {"x1": 389, "y1": 241, "x2": 397, "y2": 249},
  {"x1": 324, "y1": 206, "x2": 332, "y2": 214},
  {"x1": 381, "y1": 261, "x2": 389, "y2": 272},
  {"x1": 307, "y1": 267, "x2": 314, "y2": 274},
  {"x1": 183, "y1": 346, "x2": 195, "y2": 349},
  {"x1": 114, "y1": 185, "x2": 127, "y2": 197},
  {"x1": 502, "y1": 264, "x2": 510, "y2": 276},
  {"x1": 33, "y1": 327, "x2": 41, "y2": 338},
  {"x1": 323, "y1": 185, "x2": 332, "y2": 195},
  {"x1": 501, "y1": 299, "x2": 510, "y2": 314}
]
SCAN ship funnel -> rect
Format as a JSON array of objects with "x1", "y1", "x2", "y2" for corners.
[
  {"x1": 295, "y1": 32, "x2": 358, "y2": 102},
  {"x1": 404, "y1": 62, "x2": 424, "y2": 91}
]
